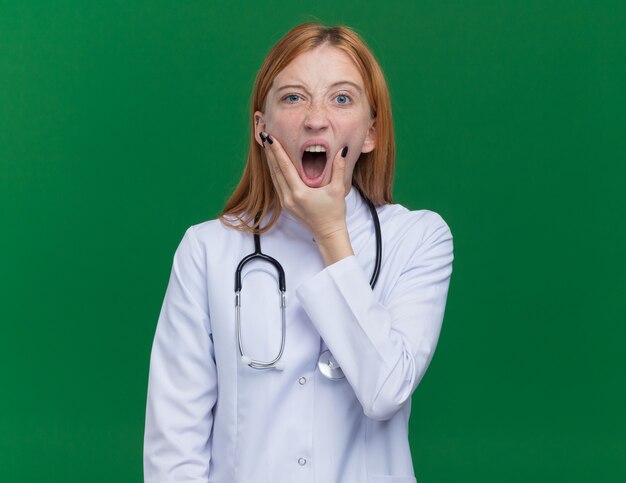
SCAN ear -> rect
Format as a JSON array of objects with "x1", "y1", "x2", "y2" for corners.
[
  {"x1": 361, "y1": 119, "x2": 376, "y2": 153},
  {"x1": 253, "y1": 111, "x2": 267, "y2": 147}
]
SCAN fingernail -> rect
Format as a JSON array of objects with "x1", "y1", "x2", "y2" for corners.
[
  {"x1": 341, "y1": 146, "x2": 348, "y2": 158},
  {"x1": 266, "y1": 134, "x2": 274, "y2": 144},
  {"x1": 259, "y1": 132, "x2": 267, "y2": 143}
]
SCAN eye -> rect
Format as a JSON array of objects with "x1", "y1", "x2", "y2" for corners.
[
  {"x1": 335, "y1": 93, "x2": 352, "y2": 105},
  {"x1": 283, "y1": 94, "x2": 301, "y2": 103}
]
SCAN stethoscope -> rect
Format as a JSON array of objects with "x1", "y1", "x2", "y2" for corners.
[{"x1": 235, "y1": 187, "x2": 382, "y2": 380}]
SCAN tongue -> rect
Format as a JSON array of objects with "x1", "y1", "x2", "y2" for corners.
[{"x1": 302, "y1": 152, "x2": 326, "y2": 179}]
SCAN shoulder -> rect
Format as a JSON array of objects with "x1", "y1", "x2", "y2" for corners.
[
  {"x1": 377, "y1": 202, "x2": 453, "y2": 246},
  {"x1": 189, "y1": 216, "x2": 232, "y2": 239},
  {"x1": 186, "y1": 215, "x2": 245, "y2": 247},
  {"x1": 377, "y1": 203, "x2": 454, "y2": 280},
  {"x1": 167, "y1": 216, "x2": 239, "y2": 265}
]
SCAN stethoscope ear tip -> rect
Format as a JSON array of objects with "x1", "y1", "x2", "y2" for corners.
[
  {"x1": 240, "y1": 355, "x2": 252, "y2": 366},
  {"x1": 274, "y1": 361, "x2": 286, "y2": 371}
]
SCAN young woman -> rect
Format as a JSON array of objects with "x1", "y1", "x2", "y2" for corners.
[{"x1": 144, "y1": 22, "x2": 454, "y2": 483}]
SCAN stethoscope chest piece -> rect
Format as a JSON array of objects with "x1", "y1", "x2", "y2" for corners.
[{"x1": 318, "y1": 349, "x2": 345, "y2": 379}]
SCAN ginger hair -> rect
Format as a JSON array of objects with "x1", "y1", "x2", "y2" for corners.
[{"x1": 220, "y1": 22, "x2": 395, "y2": 234}]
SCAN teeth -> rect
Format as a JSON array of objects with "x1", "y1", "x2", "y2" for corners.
[{"x1": 304, "y1": 145, "x2": 326, "y2": 153}]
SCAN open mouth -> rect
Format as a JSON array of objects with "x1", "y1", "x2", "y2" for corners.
[
  {"x1": 302, "y1": 143, "x2": 328, "y2": 188},
  {"x1": 301, "y1": 150, "x2": 328, "y2": 181}
]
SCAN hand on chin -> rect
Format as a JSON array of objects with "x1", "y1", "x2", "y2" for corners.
[{"x1": 260, "y1": 131, "x2": 349, "y2": 239}]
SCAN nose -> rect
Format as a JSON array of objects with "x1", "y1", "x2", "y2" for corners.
[{"x1": 303, "y1": 103, "x2": 329, "y2": 131}]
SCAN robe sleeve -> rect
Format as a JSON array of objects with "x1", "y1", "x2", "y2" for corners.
[
  {"x1": 295, "y1": 211, "x2": 454, "y2": 421},
  {"x1": 143, "y1": 226, "x2": 217, "y2": 482}
]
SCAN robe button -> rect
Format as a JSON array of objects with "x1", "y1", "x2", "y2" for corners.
[
  {"x1": 298, "y1": 377, "x2": 306, "y2": 385},
  {"x1": 298, "y1": 457, "x2": 307, "y2": 466}
]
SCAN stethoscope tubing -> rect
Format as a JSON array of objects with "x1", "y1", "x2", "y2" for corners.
[
  {"x1": 355, "y1": 185, "x2": 382, "y2": 290},
  {"x1": 234, "y1": 187, "x2": 381, "y2": 377}
]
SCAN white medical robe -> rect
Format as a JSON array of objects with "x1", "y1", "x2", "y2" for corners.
[{"x1": 143, "y1": 186, "x2": 454, "y2": 483}]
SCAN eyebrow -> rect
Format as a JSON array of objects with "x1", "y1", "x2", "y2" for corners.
[{"x1": 276, "y1": 81, "x2": 363, "y2": 94}]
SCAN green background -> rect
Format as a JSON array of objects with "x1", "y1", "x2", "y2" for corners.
[{"x1": 1, "y1": 1, "x2": 624, "y2": 481}]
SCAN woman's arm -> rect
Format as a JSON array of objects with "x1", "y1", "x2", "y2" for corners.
[
  {"x1": 143, "y1": 226, "x2": 217, "y2": 482},
  {"x1": 259, "y1": 131, "x2": 454, "y2": 421},
  {"x1": 295, "y1": 212, "x2": 454, "y2": 421}
]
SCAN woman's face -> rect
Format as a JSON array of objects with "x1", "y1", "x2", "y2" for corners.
[{"x1": 255, "y1": 43, "x2": 376, "y2": 190}]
